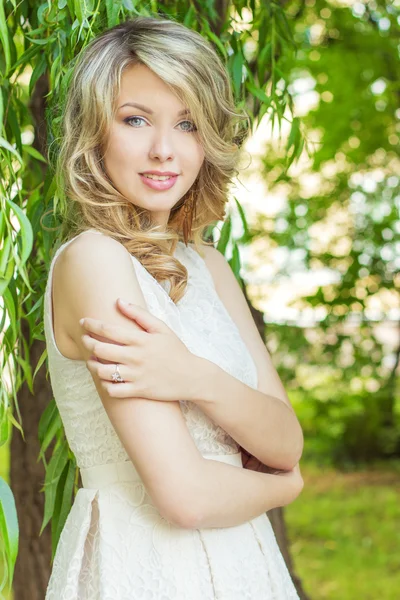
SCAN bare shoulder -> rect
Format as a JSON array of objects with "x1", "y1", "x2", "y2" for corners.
[
  {"x1": 187, "y1": 241, "x2": 223, "y2": 263},
  {"x1": 52, "y1": 231, "x2": 145, "y2": 360},
  {"x1": 188, "y1": 242, "x2": 228, "y2": 292},
  {"x1": 62, "y1": 229, "x2": 128, "y2": 259},
  {"x1": 58, "y1": 231, "x2": 137, "y2": 289}
]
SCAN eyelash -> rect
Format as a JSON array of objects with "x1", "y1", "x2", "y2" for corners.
[{"x1": 124, "y1": 116, "x2": 197, "y2": 133}]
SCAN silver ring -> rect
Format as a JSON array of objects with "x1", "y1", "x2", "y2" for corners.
[{"x1": 111, "y1": 363, "x2": 124, "y2": 383}]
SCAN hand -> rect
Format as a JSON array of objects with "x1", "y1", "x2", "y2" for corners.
[
  {"x1": 240, "y1": 446, "x2": 303, "y2": 480},
  {"x1": 240, "y1": 446, "x2": 284, "y2": 475},
  {"x1": 240, "y1": 446, "x2": 304, "y2": 503},
  {"x1": 80, "y1": 298, "x2": 198, "y2": 402},
  {"x1": 276, "y1": 461, "x2": 304, "y2": 504}
]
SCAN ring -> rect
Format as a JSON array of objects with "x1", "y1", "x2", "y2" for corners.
[{"x1": 111, "y1": 363, "x2": 124, "y2": 384}]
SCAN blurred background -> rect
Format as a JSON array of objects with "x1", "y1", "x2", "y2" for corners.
[{"x1": 229, "y1": 1, "x2": 400, "y2": 597}]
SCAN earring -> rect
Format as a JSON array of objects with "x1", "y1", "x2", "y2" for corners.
[{"x1": 182, "y1": 188, "x2": 196, "y2": 245}]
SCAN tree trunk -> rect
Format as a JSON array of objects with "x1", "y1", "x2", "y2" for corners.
[{"x1": 10, "y1": 330, "x2": 52, "y2": 600}]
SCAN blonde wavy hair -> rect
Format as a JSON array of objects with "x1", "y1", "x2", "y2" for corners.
[{"x1": 48, "y1": 15, "x2": 250, "y2": 303}]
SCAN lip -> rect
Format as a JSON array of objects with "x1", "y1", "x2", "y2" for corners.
[
  {"x1": 139, "y1": 173, "x2": 179, "y2": 191},
  {"x1": 140, "y1": 170, "x2": 179, "y2": 176}
]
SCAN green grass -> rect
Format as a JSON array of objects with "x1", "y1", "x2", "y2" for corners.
[{"x1": 285, "y1": 458, "x2": 400, "y2": 600}]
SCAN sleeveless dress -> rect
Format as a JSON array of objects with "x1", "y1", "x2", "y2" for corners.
[{"x1": 43, "y1": 229, "x2": 300, "y2": 600}]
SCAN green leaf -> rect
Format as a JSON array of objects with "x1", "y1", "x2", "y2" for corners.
[
  {"x1": 25, "y1": 37, "x2": 52, "y2": 46},
  {"x1": 53, "y1": 460, "x2": 76, "y2": 553},
  {"x1": 49, "y1": 53, "x2": 62, "y2": 92},
  {"x1": 0, "y1": 89, "x2": 3, "y2": 132},
  {"x1": 4, "y1": 199, "x2": 34, "y2": 268},
  {"x1": 0, "y1": 478, "x2": 19, "y2": 585},
  {"x1": 245, "y1": 82, "x2": 273, "y2": 108},
  {"x1": 228, "y1": 242, "x2": 243, "y2": 288},
  {"x1": 6, "y1": 411, "x2": 24, "y2": 441},
  {"x1": 73, "y1": 0, "x2": 83, "y2": 23},
  {"x1": 38, "y1": 399, "x2": 58, "y2": 446},
  {"x1": 205, "y1": 28, "x2": 227, "y2": 61},
  {"x1": 32, "y1": 348, "x2": 48, "y2": 385},
  {"x1": 286, "y1": 117, "x2": 300, "y2": 150},
  {"x1": 216, "y1": 215, "x2": 232, "y2": 255},
  {"x1": 7, "y1": 103, "x2": 22, "y2": 158},
  {"x1": 106, "y1": 0, "x2": 120, "y2": 28},
  {"x1": 0, "y1": 0, "x2": 11, "y2": 76},
  {"x1": 23, "y1": 144, "x2": 47, "y2": 164},
  {"x1": 232, "y1": 52, "x2": 243, "y2": 98},
  {"x1": 40, "y1": 440, "x2": 69, "y2": 535},
  {"x1": 9, "y1": 44, "x2": 40, "y2": 72},
  {"x1": 38, "y1": 411, "x2": 63, "y2": 461},
  {"x1": 183, "y1": 5, "x2": 195, "y2": 27},
  {"x1": 0, "y1": 138, "x2": 22, "y2": 163},
  {"x1": 0, "y1": 402, "x2": 9, "y2": 447},
  {"x1": 0, "y1": 236, "x2": 12, "y2": 276},
  {"x1": 234, "y1": 197, "x2": 251, "y2": 243},
  {"x1": 29, "y1": 54, "x2": 47, "y2": 97}
]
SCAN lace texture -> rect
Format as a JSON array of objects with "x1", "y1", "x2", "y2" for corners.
[{"x1": 43, "y1": 230, "x2": 299, "y2": 599}]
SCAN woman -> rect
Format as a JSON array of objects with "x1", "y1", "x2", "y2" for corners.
[{"x1": 43, "y1": 15, "x2": 304, "y2": 599}]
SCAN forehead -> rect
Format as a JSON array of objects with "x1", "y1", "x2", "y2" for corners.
[{"x1": 118, "y1": 63, "x2": 185, "y2": 112}]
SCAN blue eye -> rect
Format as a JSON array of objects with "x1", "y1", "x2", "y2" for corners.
[
  {"x1": 124, "y1": 116, "x2": 197, "y2": 132},
  {"x1": 179, "y1": 120, "x2": 197, "y2": 132},
  {"x1": 124, "y1": 116, "x2": 146, "y2": 127}
]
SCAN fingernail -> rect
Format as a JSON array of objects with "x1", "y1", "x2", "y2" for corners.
[
  {"x1": 79, "y1": 318, "x2": 85, "y2": 325},
  {"x1": 118, "y1": 298, "x2": 128, "y2": 306}
]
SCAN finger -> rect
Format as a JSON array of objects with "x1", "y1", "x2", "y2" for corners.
[
  {"x1": 80, "y1": 317, "x2": 145, "y2": 346},
  {"x1": 81, "y1": 334, "x2": 132, "y2": 363},
  {"x1": 116, "y1": 299, "x2": 166, "y2": 333},
  {"x1": 101, "y1": 380, "x2": 147, "y2": 399},
  {"x1": 86, "y1": 360, "x2": 132, "y2": 384}
]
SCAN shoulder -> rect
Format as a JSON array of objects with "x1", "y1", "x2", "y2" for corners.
[
  {"x1": 187, "y1": 242, "x2": 225, "y2": 266},
  {"x1": 58, "y1": 230, "x2": 138, "y2": 282},
  {"x1": 53, "y1": 230, "x2": 148, "y2": 352},
  {"x1": 188, "y1": 242, "x2": 232, "y2": 294},
  {"x1": 57, "y1": 230, "x2": 143, "y2": 300},
  {"x1": 62, "y1": 230, "x2": 129, "y2": 260}
]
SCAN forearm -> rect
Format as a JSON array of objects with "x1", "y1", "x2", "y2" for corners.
[
  {"x1": 192, "y1": 457, "x2": 300, "y2": 529},
  {"x1": 190, "y1": 358, "x2": 303, "y2": 470}
]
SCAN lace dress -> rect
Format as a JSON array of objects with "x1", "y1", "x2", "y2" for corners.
[{"x1": 43, "y1": 229, "x2": 299, "y2": 600}]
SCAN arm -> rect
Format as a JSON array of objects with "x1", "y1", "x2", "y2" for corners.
[
  {"x1": 190, "y1": 357, "x2": 303, "y2": 471},
  {"x1": 58, "y1": 232, "x2": 300, "y2": 530},
  {"x1": 190, "y1": 244, "x2": 304, "y2": 470},
  {"x1": 57, "y1": 232, "x2": 207, "y2": 527},
  {"x1": 191, "y1": 459, "x2": 303, "y2": 529}
]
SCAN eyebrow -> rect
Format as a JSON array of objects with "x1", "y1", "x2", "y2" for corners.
[{"x1": 118, "y1": 102, "x2": 191, "y2": 116}]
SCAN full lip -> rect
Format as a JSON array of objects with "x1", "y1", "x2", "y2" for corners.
[{"x1": 140, "y1": 171, "x2": 180, "y2": 176}]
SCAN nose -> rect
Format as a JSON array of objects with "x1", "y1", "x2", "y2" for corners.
[{"x1": 149, "y1": 131, "x2": 175, "y2": 162}]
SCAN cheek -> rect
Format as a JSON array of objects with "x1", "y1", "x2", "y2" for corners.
[
  {"x1": 104, "y1": 131, "x2": 140, "y2": 174},
  {"x1": 182, "y1": 142, "x2": 205, "y2": 172}
]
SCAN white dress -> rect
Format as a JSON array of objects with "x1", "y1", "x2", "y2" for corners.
[{"x1": 43, "y1": 229, "x2": 300, "y2": 600}]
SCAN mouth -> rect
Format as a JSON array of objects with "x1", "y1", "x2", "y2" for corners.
[{"x1": 139, "y1": 173, "x2": 179, "y2": 191}]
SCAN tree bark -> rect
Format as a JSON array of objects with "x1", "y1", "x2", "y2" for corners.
[{"x1": 10, "y1": 330, "x2": 52, "y2": 600}]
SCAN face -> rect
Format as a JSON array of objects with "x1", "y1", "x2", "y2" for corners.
[{"x1": 103, "y1": 63, "x2": 205, "y2": 229}]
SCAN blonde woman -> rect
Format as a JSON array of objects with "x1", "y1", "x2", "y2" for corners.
[{"x1": 43, "y1": 15, "x2": 304, "y2": 599}]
